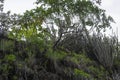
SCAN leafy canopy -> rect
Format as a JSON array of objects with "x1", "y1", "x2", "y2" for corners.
[{"x1": 9, "y1": 0, "x2": 115, "y2": 49}]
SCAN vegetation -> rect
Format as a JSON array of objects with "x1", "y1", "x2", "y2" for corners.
[{"x1": 0, "y1": 0, "x2": 120, "y2": 80}]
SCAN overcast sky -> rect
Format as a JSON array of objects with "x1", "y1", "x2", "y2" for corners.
[
  {"x1": 101, "y1": 0, "x2": 120, "y2": 38},
  {"x1": 4, "y1": 0, "x2": 36, "y2": 14},
  {"x1": 3, "y1": 0, "x2": 120, "y2": 39}
]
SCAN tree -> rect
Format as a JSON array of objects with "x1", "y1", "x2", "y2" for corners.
[
  {"x1": 34, "y1": 0, "x2": 114, "y2": 49},
  {"x1": 1, "y1": 0, "x2": 120, "y2": 80},
  {"x1": 8, "y1": 0, "x2": 115, "y2": 56},
  {"x1": 0, "y1": 0, "x2": 20, "y2": 39}
]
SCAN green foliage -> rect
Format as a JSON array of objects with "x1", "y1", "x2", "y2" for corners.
[
  {"x1": 0, "y1": 0, "x2": 119, "y2": 80},
  {"x1": 36, "y1": 0, "x2": 114, "y2": 33},
  {"x1": 46, "y1": 49, "x2": 67, "y2": 60},
  {"x1": 74, "y1": 68, "x2": 90, "y2": 78},
  {"x1": 0, "y1": 63, "x2": 10, "y2": 74},
  {"x1": 66, "y1": 52, "x2": 92, "y2": 65},
  {"x1": 88, "y1": 65, "x2": 105, "y2": 79},
  {"x1": 0, "y1": 54, "x2": 16, "y2": 79},
  {"x1": 4, "y1": 54, "x2": 16, "y2": 62},
  {"x1": 0, "y1": 40, "x2": 14, "y2": 51}
]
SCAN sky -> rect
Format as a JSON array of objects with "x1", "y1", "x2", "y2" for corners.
[
  {"x1": 3, "y1": 0, "x2": 120, "y2": 40},
  {"x1": 101, "y1": 0, "x2": 120, "y2": 39},
  {"x1": 4, "y1": 0, "x2": 36, "y2": 14}
]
